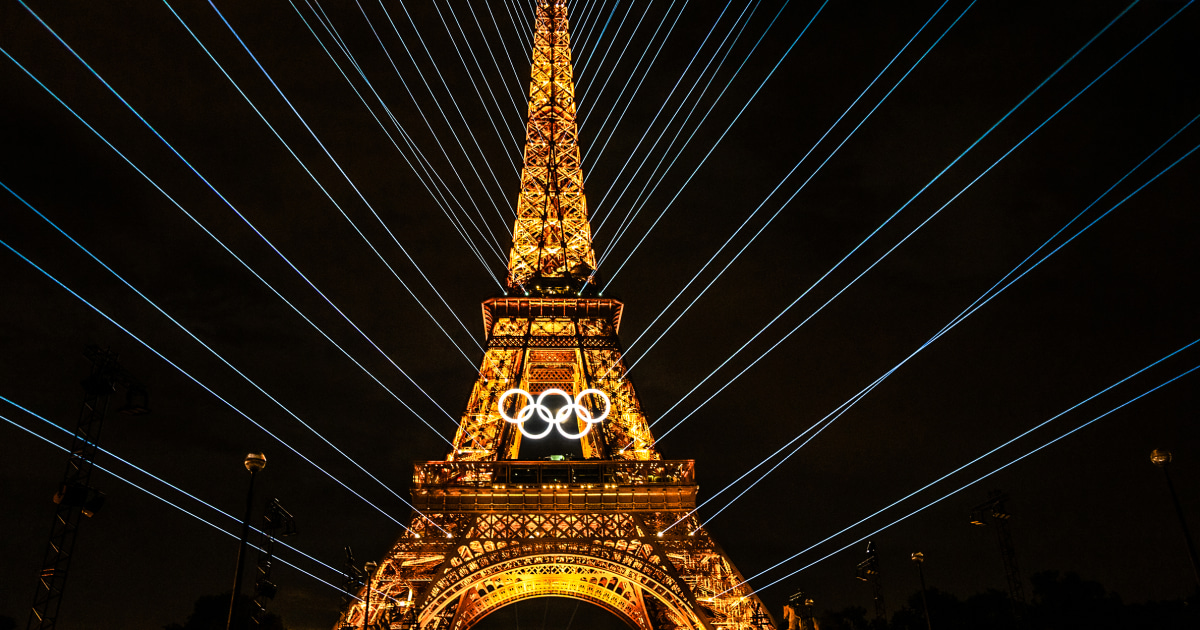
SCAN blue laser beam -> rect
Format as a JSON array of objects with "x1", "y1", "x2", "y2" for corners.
[
  {"x1": 930, "y1": 121, "x2": 1200, "y2": 346},
  {"x1": 353, "y1": 0, "x2": 516, "y2": 250},
  {"x1": 0, "y1": 236, "x2": 432, "y2": 535},
  {"x1": 745, "y1": 360, "x2": 1200, "y2": 596},
  {"x1": 195, "y1": 0, "x2": 510, "y2": 310},
  {"x1": 0, "y1": 412, "x2": 392, "y2": 602},
  {"x1": 366, "y1": 1, "x2": 520, "y2": 239},
  {"x1": 649, "y1": 0, "x2": 1171, "y2": 429},
  {"x1": 303, "y1": 0, "x2": 513, "y2": 260},
  {"x1": 424, "y1": 0, "x2": 523, "y2": 158},
  {"x1": 575, "y1": 0, "x2": 635, "y2": 95},
  {"x1": 591, "y1": 1, "x2": 768, "y2": 250},
  {"x1": 0, "y1": 47, "x2": 464, "y2": 443},
  {"x1": 588, "y1": 0, "x2": 744, "y2": 231},
  {"x1": 657, "y1": 375, "x2": 886, "y2": 533},
  {"x1": 446, "y1": 0, "x2": 527, "y2": 147},
  {"x1": 501, "y1": 0, "x2": 534, "y2": 55},
  {"x1": 619, "y1": 0, "x2": 965, "y2": 372},
  {"x1": 486, "y1": 0, "x2": 528, "y2": 95},
  {"x1": 660, "y1": 133, "x2": 1200, "y2": 533},
  {"x1": 596, "y1": 0, "x2": 832, "y2": 283},
  {"x1": 369, "y1": 0, "x2": 516, "y2": 213},
  {"x1": 338, "y1": 0, "x2": 522, "y2": 244},
  {"x1": 587, "y1": 0, "x2": 799, "y2": 265},
  {"x1": 660, "y1": 130, "x2": 1199, "y2": 451},
  {"x1": 297, "y1": 0, "x2": 512, "y2": 276},
  {"x1": 1, "y1": 179, "x2": 461, "y2": 532},
  {"x1": 590, "y1": 0, "x2": 765, "y2": 235},
  {"x1": 601, "y1": 0, "x2": 1151, "y2": 281},
  {"x1": 690, "y1": 379, "x2": 887, "y2": 530},
  {"x1": 0, "y1": 396, "x2": 365, "y2": 580},
  {"x1": 577, "y1": 0, "x2": 658, "y2": 114},
  {"x1": 13, "y1": 3, "x2": 469, "y2": 421},
  {"x1": 580, "y1": 0, "x2": 689, "y2": 140},
  {"x1": 462, "y1": 0, "x2": 529, "y2": 128},
  {"x1": 579, "y1": 0, "x2": 614, "y2": 63},
  {"x1": 288, "y1": 0, "x2": 503, "y2": 283},
  {"x1": 572, "y1": 0, "x2": 603, "y2": 61},
  {"x1": 519, "y1": 1, "x2": 538, "y2": 60},
  {"x1": 571, "y1": 0, "x2": 609, "y2": 72},
  {"x1": 165, "y1": 0, "x2": 491, "y2": 350},
  {"x1": 720, "y1": 337, "x2": 1200, "y2": 592}
]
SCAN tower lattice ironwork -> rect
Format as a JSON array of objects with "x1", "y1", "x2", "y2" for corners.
[{"x1": 336, "y1": 3, "x2": 777, "y2": 630}]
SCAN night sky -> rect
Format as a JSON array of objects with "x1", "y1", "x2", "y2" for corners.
[{"x1": 2, "y1": 1, "x2": 1198, "y2": 629}]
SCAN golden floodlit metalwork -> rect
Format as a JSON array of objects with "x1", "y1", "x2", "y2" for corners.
[
  {"x1": 337, "y1": 2, "x2": 776, "y2": 629},
  {"x1": 506, "y1": 0, "x2": 596, "y2": 289}
]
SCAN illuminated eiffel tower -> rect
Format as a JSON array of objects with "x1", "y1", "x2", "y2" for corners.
[{"x1": 338, "y1": 2, "x2": 776, "y2": 629}]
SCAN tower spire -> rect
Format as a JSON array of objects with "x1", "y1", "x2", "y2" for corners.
[
  {"x1": 445, "y1": 0, "x2": 655, "y2": 465},
  {"x1": 508, "y1": 0, "x2": 597, "y2": 293}
]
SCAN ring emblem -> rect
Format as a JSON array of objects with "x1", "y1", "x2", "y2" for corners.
[{"x1": 498, "y1": 388, "x2": 610, "y2": 439}]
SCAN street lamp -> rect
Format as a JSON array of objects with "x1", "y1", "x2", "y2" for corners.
[
  {"x1": 1150, "y1": 450, "x2": 1200, "y2": 594},
  {"x1": 226, "y1": 452, "x2": 266, "y2": 630},
  {"x1": 363, "y1": 561, "x2": 379, "y2": 630},
  {"x1": 911, "y1": 552, "x2": 932, "y2": 630}
]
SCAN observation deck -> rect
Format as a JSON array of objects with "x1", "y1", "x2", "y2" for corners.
[
  {"x1": 411, "y1": 459, "x2": 696, "y2": 513},
  {"x1": 481, "y1": 296, "x2": 624, "y2": 335}
]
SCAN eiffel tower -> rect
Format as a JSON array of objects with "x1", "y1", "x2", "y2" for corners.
[{"x1": 337, "y1": 2, "x2": 776, "y2": 629}]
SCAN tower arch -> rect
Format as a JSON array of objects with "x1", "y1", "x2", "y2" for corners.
[
  {"x1": 472, "y1": 598, "x2": 635, "y2": 630},
  {"x1": 422, "y1": 547, "x2": 704, "y2": 630}
]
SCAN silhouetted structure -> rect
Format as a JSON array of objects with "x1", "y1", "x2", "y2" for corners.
[
  {"x1": 855, "y1": 540, "x2": 886, "y2": 621},
  {"x1": 969, "y1": 490, "x2": 1026, "y2": 614},
  {"x1": 250, "y1": 499, "x2": 296, "y2": 625},
  {"x1": 1150, "y1": 450, "x2": 1200, "y2": 595},
  {"x1": 29, "y1": 345, "x2": 148, "y2": 630},
  {"x1": 226, "y1": 453, "x2": 266, "y2": 630}
]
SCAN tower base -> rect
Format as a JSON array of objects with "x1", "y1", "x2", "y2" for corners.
[{"x1": 337, "y1": 460, "x2": 775, "y2": 630}]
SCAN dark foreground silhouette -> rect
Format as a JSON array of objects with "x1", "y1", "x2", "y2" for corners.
[{"x1": 820, "y1": 571, "x2": 1198, "y2": 630}]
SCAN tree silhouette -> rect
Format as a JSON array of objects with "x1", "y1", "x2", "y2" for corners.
[
  {"x1": 819, "y1": 571, "x2": 1197, "y2": 630},
  {"x1": 163, "y1": 593, "x2": 286, "y2": 630}
]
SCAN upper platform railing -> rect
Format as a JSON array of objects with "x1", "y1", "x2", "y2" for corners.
[{"x1": 413, "y1": 459, "x2": 694, "y2": 488}]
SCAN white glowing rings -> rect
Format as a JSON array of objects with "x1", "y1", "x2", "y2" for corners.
[{"x1": 497, "y1": 388, "x2": 611, "y2": 439}]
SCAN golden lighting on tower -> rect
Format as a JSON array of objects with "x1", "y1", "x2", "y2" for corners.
[
  {"x1": 336, "y1": 3, "x2": 775, "y2": 630},
  {"x1": 507, "y1": 0, "x2": 597, "y2": 290}
]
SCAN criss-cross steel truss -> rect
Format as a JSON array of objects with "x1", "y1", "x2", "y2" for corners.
[
  {"x1": 338, "y1": 461, "x2": 774, "y2": 630},
  {"x1": 449, "y1": 297, "x2": 656, "y2": 462},
  {"x1": 336, "y1": 3, "x2": 777, "y2": 629},
  {"x1": 507, "y1": 0, "x2": 596, "y2": 289}
]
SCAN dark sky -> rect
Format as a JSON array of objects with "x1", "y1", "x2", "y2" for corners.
[{"x1": 2, "y1": 1, "x2": 1198, "y2": 629}]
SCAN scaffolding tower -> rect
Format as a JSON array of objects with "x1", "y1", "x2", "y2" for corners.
[
  {"x1": 28, "y1": 345, "x2": 148, "y2": 630},
  {"x1": 855, "y1": 540, "x2": 886, "y2": 622},
  {"x1": 969, "y1": 490, "x2": 1026, "y2": 613}
]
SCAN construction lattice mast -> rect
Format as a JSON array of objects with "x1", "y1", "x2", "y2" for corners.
[{"x1": 29, "y1": 346, "x2": 148, "y2": 630}]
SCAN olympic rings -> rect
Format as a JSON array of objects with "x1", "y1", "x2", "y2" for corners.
[{"x1": 497, "y1": 388, "x2": 611, "y2": 439}]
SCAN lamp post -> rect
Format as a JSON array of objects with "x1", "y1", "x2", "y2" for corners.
[
  {"x1": 227, "y1": 452, "x2": 267, "y2": 630},
  {"x1": 1151, "y1": 450, "x2": 1200, "y2": 594},
  {"x1": 911, "y1": 552, "x2": 932, "y2": 630},
  {"x1": 363, "y1": 561, "x2": 379, "y2": 630}
]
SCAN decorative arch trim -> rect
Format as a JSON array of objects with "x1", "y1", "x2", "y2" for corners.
[{"x1": 419, "y1": 544, "x2": 705, "y2": 630}]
